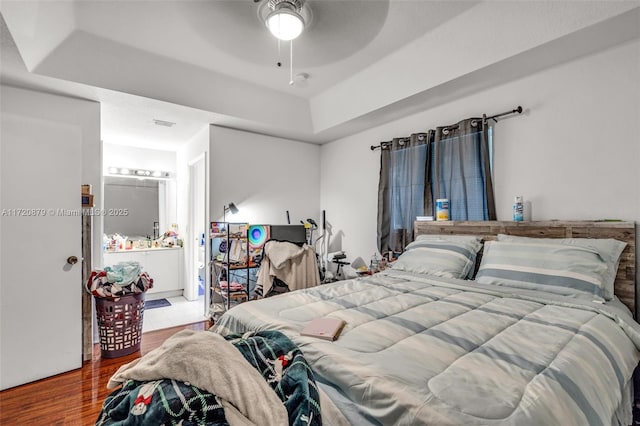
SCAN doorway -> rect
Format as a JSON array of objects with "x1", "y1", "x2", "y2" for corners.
[
  {"x1": 139, "y1": 153, "x2": 208, "y2": 332},
  {"x1": 188, "y1": 154, "x2": 207, "y2": 309}
]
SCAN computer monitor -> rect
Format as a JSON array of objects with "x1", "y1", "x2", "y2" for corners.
[{"x1": 269, "y1": 225, "x2": 307, "y2": 244}]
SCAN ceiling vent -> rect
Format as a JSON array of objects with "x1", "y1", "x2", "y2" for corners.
[{"x1": 153, "y1": 119, "x2": 176, "y2": 127}]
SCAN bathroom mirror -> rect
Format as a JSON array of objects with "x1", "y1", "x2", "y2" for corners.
[{"x1": 103, "y1": 176, "x2": 160, "y2": 238}]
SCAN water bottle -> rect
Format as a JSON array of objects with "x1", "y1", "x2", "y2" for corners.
[
  {"x1": 378, "y1": 256, "x2": 388, "y2": 271},
  {"x1": 370, "y1": 254, "x2": 379, "y2": 273},
  {"x1": 513, "y1": 196, "x2": 524, "y2": 222}
]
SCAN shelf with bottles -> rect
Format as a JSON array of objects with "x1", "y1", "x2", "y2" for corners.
[
  {"x1": 210, "y1": 223, "x2": 248, "y2": 261},
  {"x1": 210, "y1": 222, "x2": 248, "y2": 239},
  {"x1": 209, "y1": 222, "x2": 255, "y2": 312}
]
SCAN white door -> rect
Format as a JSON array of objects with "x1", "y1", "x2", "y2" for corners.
[
  {"x1": 0, "y1": 113, "x2": 82, "y2": 390},
  {"x1": 187, "y1": 156, "x2": 206, "y2": 305}
]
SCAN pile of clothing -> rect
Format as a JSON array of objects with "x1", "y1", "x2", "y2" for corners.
[
  {"x1": 87, "y1": 261, "x2": 153, "y2": 298},
  {"x1": 255, "y1": 240, "x2": 320, "y2": 298},
  {"x1": 96, "y1": 330, "x2": 322, "y2": 426}
]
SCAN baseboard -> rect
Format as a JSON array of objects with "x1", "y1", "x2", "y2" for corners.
[{"x1": 146, "y1": 290, "x2": 183, "y2": 301}]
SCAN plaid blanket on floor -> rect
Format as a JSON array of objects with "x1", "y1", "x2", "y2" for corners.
[{"x1": 96, "y1": 330, "x2": 321, "y2": 426}]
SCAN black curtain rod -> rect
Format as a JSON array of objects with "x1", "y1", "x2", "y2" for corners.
[
  {"x1": 370, "y1": 106, "x2": 523, "y2": 151},
  {"x1": 483, "y1": 105, "x2": 523, "y2": 124}
]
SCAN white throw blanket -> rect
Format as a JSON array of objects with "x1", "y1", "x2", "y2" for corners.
[{"x1": 108, "y1": 329, "x2": 288, "y2": 426}]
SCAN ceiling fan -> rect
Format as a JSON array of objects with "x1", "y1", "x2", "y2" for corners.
[
  {"x1": 254, "y1": 0, "x2": 314, "y2": 85},
  {"x1": 255, "y1": 0, "x2": 313, "y2": 41}
]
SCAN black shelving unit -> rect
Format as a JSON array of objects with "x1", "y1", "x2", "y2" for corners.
[{"x1": 209, "y1": 222, "x2": 253, "y2": 315}]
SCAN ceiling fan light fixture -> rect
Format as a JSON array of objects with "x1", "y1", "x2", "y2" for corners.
[{"x1": 266, "y1": 0, "x2": 305, "y2": 41}]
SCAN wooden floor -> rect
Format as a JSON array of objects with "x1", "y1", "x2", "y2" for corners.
[{"x1": 0, "y1": 321, "x2": 212, "y2": 425}]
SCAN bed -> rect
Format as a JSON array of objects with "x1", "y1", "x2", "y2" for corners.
[
  {"x1": 97, "y1": 220, "x2": 640, "y2": 425},
  {"x1": 211, "y1": 221, "x2": 640, "y2": 425}
]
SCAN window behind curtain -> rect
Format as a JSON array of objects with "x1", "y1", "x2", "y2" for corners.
[
  {"x1": 432, "y1": 130, "x2": 488, "y2": 220},
  {"x1": 378, "y1": 119, "x2": 496, "y2": 253},
  {"x1": 377, "y1": 134, "x2": 432, "y2": 254},
  {"x1": 389, "y1": 143, "x2": 429, "y2": 248},
  {"x1": 431, "y1": 119, "x2": 496, "y2": 221}
]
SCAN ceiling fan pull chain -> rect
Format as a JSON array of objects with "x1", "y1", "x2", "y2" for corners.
[{"x1": 289, "y1": 40, "x2": 294, "y2": 85}]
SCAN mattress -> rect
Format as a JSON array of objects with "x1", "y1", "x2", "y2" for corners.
[{"x1": 213, "y1": 270, "x2": 640, "y2": 425}]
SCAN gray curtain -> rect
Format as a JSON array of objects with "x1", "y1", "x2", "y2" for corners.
[
  {"x1": 432, "y1": 118, "x2": 496, "y2": 220},
  {"x1": 377, "y1": 132, "x2": 432, "y2": 254}
]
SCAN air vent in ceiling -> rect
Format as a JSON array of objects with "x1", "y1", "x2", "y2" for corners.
[{"x1": 153, "y1": 119, "x2": 176, "y2": 127}]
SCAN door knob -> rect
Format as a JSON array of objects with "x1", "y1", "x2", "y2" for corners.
[{"x1": 67, "y1": 256, "x2": 79, "y2": 265}]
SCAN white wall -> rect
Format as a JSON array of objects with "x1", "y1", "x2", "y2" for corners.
[
  {"x1": 102, "y1": 142, "x2": 177, "y2": 173},
  {"x1": 209, "y1": 126, "x2": 321, "y2": 226},
  {"x1": 320, "y1": 39, "x2": 640, "y2": 263}
]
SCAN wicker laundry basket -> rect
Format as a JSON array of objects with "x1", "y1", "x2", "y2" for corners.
[{"x1": 95, "y1": 292, "x2": 145, "y2": 358}]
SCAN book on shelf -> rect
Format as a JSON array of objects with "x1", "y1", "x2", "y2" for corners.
[{"x1": 300, "y1": 318, "x2": 346, "y2": 341}]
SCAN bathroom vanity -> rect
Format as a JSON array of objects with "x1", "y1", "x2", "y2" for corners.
[{"x1": 103, "y1": 247, "x2": 184, "y2": 300}]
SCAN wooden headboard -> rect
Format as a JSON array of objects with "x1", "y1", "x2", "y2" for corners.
[{"x1": 414, "y1": 221, "x2": 636, "y2": 315}]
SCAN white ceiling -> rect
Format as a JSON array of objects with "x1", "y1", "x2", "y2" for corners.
[
  {"x1": 73, "y1": 0, "x2": 472, "y2": 97},
  {"x1": 0, "y1": 11, "x2": 218, "y2": 150},
  {"x1": 1, "y1": 1, "x2": 639, "y2": 149}
]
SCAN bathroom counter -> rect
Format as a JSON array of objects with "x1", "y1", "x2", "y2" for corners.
[
  {"x1": 104, "y1": 248, "x2": 184, "y2": 298},
  {"x1": 104, "y1": 246, "x2": 181, "y2": 253}
]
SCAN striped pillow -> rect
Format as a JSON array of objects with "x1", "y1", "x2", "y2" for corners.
[
  {"x1": 495, "y1": 234, "x2": 626, "y2": 301},
  {"x1": 476, "y1": 240, "x2": 611, "y2": 300},
  {"x1": 392, "y1": 236, "x2": 482, "y2": 279}
]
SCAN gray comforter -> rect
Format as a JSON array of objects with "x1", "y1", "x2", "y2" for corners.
[{"x1": 213, "y1": 270, "x2": 640, "y2": 426}]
